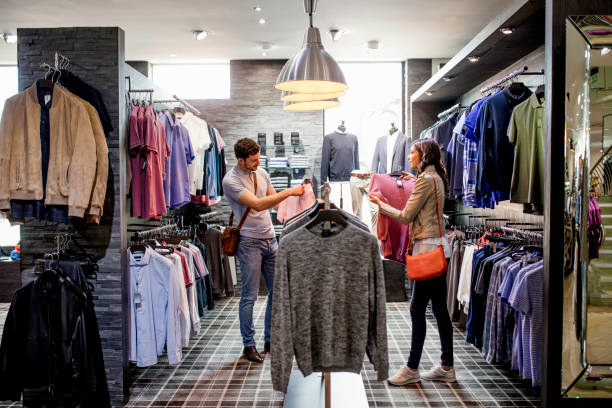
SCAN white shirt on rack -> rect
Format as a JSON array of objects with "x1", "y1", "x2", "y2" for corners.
[{"x1": 177, "y1": 112, "x2": 211, "y2": 195}]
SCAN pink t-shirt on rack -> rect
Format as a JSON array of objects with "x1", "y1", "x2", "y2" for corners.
[
  {"x1": 277, "y1": 184, "x2": 316, "y2": 223},
  {"x1": 369, "y1": 174, "x2": 414, "y2": 263}
]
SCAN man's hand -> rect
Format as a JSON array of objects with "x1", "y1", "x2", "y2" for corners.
[
  {"x1": 400, "y1": 171, "x2": 414, "y2": 181},
  {"x1": 288, "y1": 184, "x2": 305, "y2": 197}
]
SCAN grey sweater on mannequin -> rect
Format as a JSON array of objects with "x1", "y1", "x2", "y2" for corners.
[{"x1": 270, "y1": 223, "x2": 388, "y2": 393}]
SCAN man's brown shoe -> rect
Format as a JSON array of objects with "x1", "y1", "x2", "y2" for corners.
[{"x1": 242, "y1": 346, "x2": 264, "y2": 363}]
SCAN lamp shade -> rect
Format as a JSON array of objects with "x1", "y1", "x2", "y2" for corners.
[
  {"x1": 276, "y1": 27, "x2": 347, "y2": 94},
  {"x1": 281, "y1": 90, "x2": 345, "y2": 102},
  {"x1": 283, "y1": 98, "x2": 340, "y2": 111}
]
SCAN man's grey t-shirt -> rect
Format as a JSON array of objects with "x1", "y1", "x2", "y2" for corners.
[{"x1": 222, "y1": 166, "x2": 275, "y2": 239}]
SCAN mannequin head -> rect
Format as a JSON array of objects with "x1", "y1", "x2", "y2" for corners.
[{"x1": 234, "y1": 138, "x2": 261, "y2": 172}]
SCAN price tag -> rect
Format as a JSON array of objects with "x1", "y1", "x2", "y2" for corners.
[{"x1": 134, "y1": 292, "x2": 142, "y2": 306}]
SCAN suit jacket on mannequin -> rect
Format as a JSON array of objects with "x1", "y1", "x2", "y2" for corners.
[{"x1": 371, "y1": 131, "x2": 410, "y2": 174}]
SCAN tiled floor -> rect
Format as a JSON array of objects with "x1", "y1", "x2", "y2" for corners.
[{"x1": 0, "y1": 299, "x2": 541, "y2": 407}]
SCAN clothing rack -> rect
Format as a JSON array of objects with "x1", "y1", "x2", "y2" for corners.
[
  {"x1": 133, "y1": 224, "x2": 178, "y2": 240},
  {"x1": 501, "y1": 225, "x2": 543, "y2": 243},
  {"x1": 173, "y1": 94, "x2": 201, "y2": 115},
  {"x1": 480, "y1": 66, "x2": 545, "y2": 94},
  {"x1": 437, "y1": 103, "x2": 463, "y2": 119}
]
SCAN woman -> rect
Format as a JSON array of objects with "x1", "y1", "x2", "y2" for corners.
[{"x1": 369, "y1": 139, "x2": 455, "y2": 384}]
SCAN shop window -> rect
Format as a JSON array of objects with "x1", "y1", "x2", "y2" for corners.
[
  {"x1": 0, "y1": 65, "x2": 17, "y2": 116},
  {"x1": 152, "y1": 64, "x2": 230, "y2": 99},
  {"x1": 324, "y1": 62, "x2": 403, "y2": 171}
]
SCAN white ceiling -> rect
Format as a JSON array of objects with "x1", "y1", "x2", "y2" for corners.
[{"x1": 0, "y1": 0, "x2": 522, "y2": 65}]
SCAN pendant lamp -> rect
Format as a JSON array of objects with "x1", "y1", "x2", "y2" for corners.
[
  {"x1": 275, "y1": 0, "x2": 347, "y2": 95},
  {"x1": 281, "y1": 90, "x2": 345, "y2": 102},
  {"x1": 283, "y1": 98, "x2": 340, "y2": 111}
]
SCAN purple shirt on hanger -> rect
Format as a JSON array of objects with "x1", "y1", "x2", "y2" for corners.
[{"x1": 159, "y1": 111, "x2": 195, "y2": 209}]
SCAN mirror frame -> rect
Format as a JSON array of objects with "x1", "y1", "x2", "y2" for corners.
[{"x1": 544, "y1": 1, "x2": 612, "y2": 407}]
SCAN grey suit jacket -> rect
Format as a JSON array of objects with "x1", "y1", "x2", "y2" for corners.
[{"x1": 371, "y1": 131, "x2": 411, "y2": 173}]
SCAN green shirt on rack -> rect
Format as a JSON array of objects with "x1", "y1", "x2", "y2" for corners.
[{"x1": 508, "y1": 93, "x2": 546, "y2": 206}]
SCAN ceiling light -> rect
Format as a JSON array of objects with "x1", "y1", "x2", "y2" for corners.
[
  {"x1": 262, "y1": 52, "x2": 268, "y2": 56},
  {"x1": 1, "y1": 33, "x2": 16, "y2": 44},
  {"x1": 193, "y1": 30, "x2": 208, "y2": 41},
  {"x1": 283, "y1": 99, "x2": 340, "y2": 111},
  {"x1": 500, "y1": 27, "x2": 515, "y2": 35},
  {"x1": 169, "y1": 54, "x2": 177, "y2": 57},
  {"x1": 281, "y1": 90, "x2": 345, "y2": 102},
  {"x1": 253, "y1": 6, "x2": 263, "y2": 12},
  {"x1": 367, "y1": 40, "x2": 379, "y2": 50},
  {"x1": 258, "y1": 18, "x2": 266, "y2": 25},
  {"x1": 602, "y1": 47, "x2": 611, "y2": 56},
  {"x1": 443, "y1": 76, "x2": 455, "y2": 82},
  {"x1": 467, "y1": 55, "x2": 480, "y2": 63},
  {"x1": 328, "y1": 29, "x2": 344, "y2": 42},
  {"x1": 275, "y1": 0, "x2": 347, "y2": 96},
  {"x1": 425, "y1": 91, "x2": 433, "y2": 96}
]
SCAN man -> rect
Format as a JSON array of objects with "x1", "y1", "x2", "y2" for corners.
[{"x1": 222, "y1": 138, "x2": 305, "y2": 363}]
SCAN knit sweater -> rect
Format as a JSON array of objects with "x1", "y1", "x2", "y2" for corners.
[{"x1": 271, "y1": 222, "x2": 388, "y2": 393}]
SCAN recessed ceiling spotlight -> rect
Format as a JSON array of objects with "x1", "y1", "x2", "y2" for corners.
[
  {"x1": 258, "y1": 18, "x2": 266, "y2": 25},
  {"x1": 193, "y1": 30, "x2": 208, "y2": 41},
  {"x1": 262, "y1": 52, "x2": 268, "y2": 56},
  {"x1": 500, "y1": 27, "x2": 515, "y2": 35},
  {"x1": 425, "y1": 91, "x2": 433, "y2": 96},
  {"x1": 328, "y1": 29, "x2": 344, "y2": 42},
  {"x1": 602, "y1": 47, "x2": 611, "y2": 56},
  {"x1": 1, "y1": 33, "x2": 17, "y2": 44},
  {"x1": 367, "y1": 40, "x2": 379, "y2": 50},
  {"x1": 442, "y1": 76, "x2": 455, "y2": 82},
  {"x1": 467, "y1": 55, "x2": 480, "y2": 63},
  {"x1": 169, "y1": 54, "x2": 177, "y2": 57},
  {"x1": 253, "y1": 6, "x2": 263, "y2": 12}
]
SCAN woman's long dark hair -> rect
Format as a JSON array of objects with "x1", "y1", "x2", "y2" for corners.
[{"x1": 412, "y1": 139, "x2": 449, "y2": 196}]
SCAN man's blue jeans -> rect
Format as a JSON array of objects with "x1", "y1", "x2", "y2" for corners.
[{"x1": 236, "y1": 236, "x2": 277, "y2": 347}]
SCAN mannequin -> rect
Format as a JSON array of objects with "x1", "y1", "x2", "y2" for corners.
[
  {"x1": 321, "y1": 121, "x2": 359, "y2": 212},
  {"x1": 371, "y1": 122, "x2": 410, "y2": 174}
]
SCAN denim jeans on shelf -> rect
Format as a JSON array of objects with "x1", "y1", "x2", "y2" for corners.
[
  {"x1": 407, "y1": 273, "x2": 454, "y2": 369},
  {"x1": 236, "y1": 235, "x2": 277, "y2": 347}
]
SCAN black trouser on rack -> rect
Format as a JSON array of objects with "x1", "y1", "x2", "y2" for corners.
[{"x1": 407, "y1": 274, "x2": 454, "y2": 369}]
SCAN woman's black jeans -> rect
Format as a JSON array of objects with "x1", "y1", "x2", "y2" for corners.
[{"x1": 407, "y1": 273, "x2": 454, "y2": 369}]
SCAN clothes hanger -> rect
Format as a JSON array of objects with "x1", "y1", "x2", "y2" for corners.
[{"x1": 305, "y1": 207, "x2": 348, "y2": 236}]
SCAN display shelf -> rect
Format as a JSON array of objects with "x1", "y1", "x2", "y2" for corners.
[{"x1": 410, "y1": 0, "x2": 544, "y2": 103}]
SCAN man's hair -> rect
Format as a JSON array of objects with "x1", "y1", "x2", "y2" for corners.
[{"x1": 234, "y1": 138, "x2": 260, "y2": 160}]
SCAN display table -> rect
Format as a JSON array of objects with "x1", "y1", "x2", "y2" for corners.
[{"x1": 284, "y1": 371, "x2": 368, "y2": 408}]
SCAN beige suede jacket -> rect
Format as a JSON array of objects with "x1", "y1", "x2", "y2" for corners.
[
  {"x1": 378, "y1": 165, "x2": 445, "y2": 240},
  {"x1": 0, "y1": 83, "x2": 97, "y2": 217}
]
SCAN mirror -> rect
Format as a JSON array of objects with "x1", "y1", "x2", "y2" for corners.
[{"x1": 563, "y1": 16, "x2": 612, "y2": 399}]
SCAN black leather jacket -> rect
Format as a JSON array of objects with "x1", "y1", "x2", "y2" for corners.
[{"x1": 0, "y1": 270, "x2": 110, "y2": 407}]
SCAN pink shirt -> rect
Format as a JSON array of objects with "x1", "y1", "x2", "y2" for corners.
[
  {"x1": 277, "y1": 184, "x2": 316, "y2": 223},
  {"x1": 129, "y1": 107, "x2": 144, "y2": 217},
  {"x1": 369, "y1": 174, "x2": 414, "y2": 263}
]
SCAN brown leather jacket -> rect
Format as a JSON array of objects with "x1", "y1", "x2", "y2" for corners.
[
  {"x1": 379, "y1": 165, "x2": 445, "y2": 240},
  {"x1": 0, "y1": 83, "x2": 97, "y2": 217}
]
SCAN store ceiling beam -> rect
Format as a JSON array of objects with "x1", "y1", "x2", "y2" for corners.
[{"x1": 410, "y1": 0, "x2": 545, "y2": 103}]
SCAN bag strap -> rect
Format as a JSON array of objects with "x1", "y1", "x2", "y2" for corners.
[
  {"x1": 230, "y1": 172, "x2": 259, "y2": 230},
  {"x1": 431, "y1": 175, "x2": 443, "y2": 239}
]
